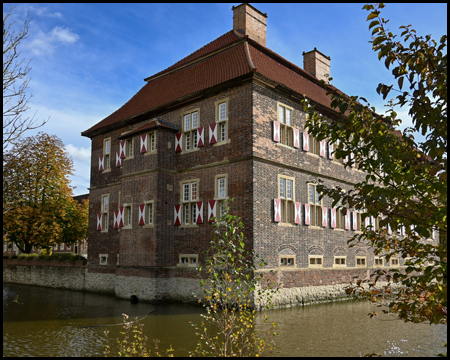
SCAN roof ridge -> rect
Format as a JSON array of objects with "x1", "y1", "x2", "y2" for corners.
[{"x1": 144, "y1": 30, "x2": 241, "y2": 82}]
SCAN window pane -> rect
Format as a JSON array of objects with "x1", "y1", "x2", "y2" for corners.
[
  {"x1": 219, "y1": 103, "x2": 226, "y2": 121},
  {"x1": 183, "y1": 184, "x2": 190, "y2": 202},
  {"x1": 184, "y1": 204, "x2": 189, "y2": 224},
  {"x1": 278, "y1": 105, "x2": 285, "y2": 124},
  {"x1": 186, "y1": 133, "x2": 191, "y2": 150},
  {"x1": 220, "y1": 123, "x2": 226, "y2": 142},
  {"x1": 151, "y1": 133, "x2": 155, "y2": 151},
  {"x1": 286, "y1": 108, "x2": 292, "y2": 126},
  {"x1": 309, "y1": 185, "x2": 314, "y2": 203},
  {"x1": 280, "y1": 178, "x2": 286, "y2": 198},
  {"x1": 105, "y1": 140, "x2": 110, "y2": 154},
  {"x1": 218, "y1": 178, "x2": 226, "y2": 198},
  {"x1": 315, "y1": 188, "x2": 320, "y2": 204},
  {"x1": 148, "y1": 203, "x2": 153, "y2": 224},
  {"x1": 184, "y1": 114, "x2": 191, "y2": 130},
  {"x1": 191, "y1": 182, "x2": 197, "y2": 201},
  {"x1": 103, "y1": 196, "x2": 109, "y2": 212},
  {"x1": 192, "y1": 112, "x2": 198, "y2": 128},
  {"x1": 193, "y1": 130, "x2": 198, "y2": 148},
  {"x1": 219, "y1": 200, "x2": 226, "y2": 217},
  {"x1": 191, "y1": 203, "x2": 197, "y2": 224},
  {"x1": 128, "y1": 140, "x2": 133, "y2": 157},
  {"x1": 287, "y1": 180, "x2": 293, "y2": 200}
]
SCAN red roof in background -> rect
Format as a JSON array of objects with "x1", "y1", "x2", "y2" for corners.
[{"x1": 82, "y1": 30, "x2": 338, "y2": 137}]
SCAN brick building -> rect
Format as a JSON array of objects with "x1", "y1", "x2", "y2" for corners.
[{"x1": 81, "y1": 4, "x2": 434, "y2": 304}]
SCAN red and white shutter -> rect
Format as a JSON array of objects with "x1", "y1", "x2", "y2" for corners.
[
  {"x1": 119, "y1": 206, "x2": 124, "y2": 227},
  {"x1": 294, "y1": 202, "x2": 301, "y2": 224},
  {"x1": 140, "y1": 134, "x2": 148, "y2": 153},
  {"x1": 293, "y1": 128, "x2": 300, "y2": 148},
  {"x1": 175, "y1": 133, "x2": 183, "y2": 152},
  {"x1": 365, "y1": 216, "x2": 370, "y2": 228},
  {"x1": 352, "y1": 212, "x2": 358, "y2": 231},
  {"x1": 197, "y1": 127, "x2": 205, "y2": 147},
  {"x1": 209, "y1": 123, "x2": 217, "y2": 144},
  {"x1": 302, "y1": 132, "x2": 309, "y2": 151},
  {"x1": 320, "y1": 140, "x2": 326, "y2": 157},
  {"x1": 99, "y1": 155, "x2": 104, "y2": 172},
  {"x1": 273, "y1": 199, "x2": 281, "y2": 222},
  {"x1": 328, "y1": 143, "x2": 334, "y2": 159},
  {"x1": 97, "y1": 213, "x2": 102, "y2": 231},
  {"x1": 345, "y1": 212, "x2": 350, "y2": 230},
  {"x1": 196, "y1": 201, "x2": 203, "y2": 224},
  {"x1": 208, "y1": 200, "x2": 217, "y2": 222},
  {"x1": 331, "y1": 208, "x2": 337, "y2": 228},
  {"x1": 174, "y1": 205, "x2": 182, "y2": 226},
  {"x1": 139, "y1": 204, "x2": 145, "y2": 225},
  {"x1": 273, "y1": 121, "x2": 280, "y2": 142},
  {"x1": 114, "y1": 210, "x2": 119, "y2": 229},
  {"x1": 116, "y1": 151, "x2": 122, "y2": 167},
  {"x1": 120, "y1": 140, "x2": 126, "y2": 159},
  {"x1": 304, "y1": 204, "x2": 311, "y2": 225},
  {"x1": 322, "y1": 207, "x2": 328, "y2": 227}
]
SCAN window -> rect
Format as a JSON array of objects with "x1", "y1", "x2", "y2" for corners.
[
  {"x1": 103, "y1": 138, "x2": 111, "y2": 171},
  {"x1": 308, "y1": 184, "x2": 322, "y2": 226},
  {"x1": 177, "y1": 254, "x2": 198, "y2": 268},
  {"x1": 331, "y1": 139, "x2": 344, "y2": 164},
  {"x1": 54, "y1": 243, "x2": 58, "y2": 250},
  {"x1": 61, "y1": 243, "x2": 65, "y2": 251},
  {"x1": 183, "y1": 110, "x2": 199, "y2": 151},
  {"x1": 216, "y1": 99, "x2": 229, "y2": 143},
  {"x1": 354, "y1": 211, "x2": 363, "y2": 231},
  {"x1": 356, "y1": 256, "x2": 367, "y2": 267},
  {"x1": 336, "y1": 199, "x2": 346, "y2": 230},
  {"x1": 374, "y1": 257, "x2": 384, "y2": 267},
  {"x1": 279, "y1": 255, "x2": 296, "y2": 267},
  {"x1": 278, "y1": 103, "x2": 293, "y2": 147},
  {"x1": 334, "y1": 256, "x2": 346, "y2": 267},
  {"x1": 123, "y1": 204, "x2": 132, "y2": 228},
  {"x1": 145, "y1": 201, "x2": 154, "y2": 225},
  {"x1": 126, "y1": 138, "x2": 133, "y2": 158},
  {"x1": 101, "y1": 194, "x2": 109, "y2": 231},
  {"x1": 391, "y1": 258, "x2": 399, "y2": 267},
  {"x1": 215, "y1": 174, "x2": 228, "y2": 218},
  {"x1": 309, "y1": 255, "x2": 323, "y2": 267},
  {"x1": 308, "y1": 134, "x2": 321, "y2": 156},
  {"x1": 99, "y1": 254, "x2": 108, "y2": 265},
  {"x1": 142, "y1": 132, "x2": 156, "y2": 153},
  {"x1": 279, "y1": 175, "x2": 295, "y2": 224},
  {"x1": 181, "y1": 180, "x2": 199, "y2": 226}
]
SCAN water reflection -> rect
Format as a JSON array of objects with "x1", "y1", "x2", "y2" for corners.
[{"x1": 3, "y1": 283, "x2": 447, "y2": 357}]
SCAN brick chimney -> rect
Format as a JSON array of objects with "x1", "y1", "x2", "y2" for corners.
[
  {"x1": 232, "y1": 3, "x2": 268, "y2": 46},
  {"x1": 303, "y1": 48, "x2": 331, "y2": 82}
]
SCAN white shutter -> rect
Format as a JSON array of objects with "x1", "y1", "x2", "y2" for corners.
[
  {"x1": 175, "y1": 133, "x2": 183, "y2": 152},
  {"x1": 208, "y1": 200, "x2": 217, "y2": 222},
  {"x1": 322, "y1": 207, "x2": 328, "y2": 227},
  {"x1": 320, "y1": 140, "x2": 326, "y2": 157},
  {"x1": 196, "y1": 201, "x2": 203, "y2": 224},
  {"x1": 197, "y1": 127, "x2": 205, "y2": 147},
  {"x1": 97, "y1": 213, "x2": 102, "y2": 231},
  {"x1": 294, "y1": 202, "x2": 301, "y2": 224},
  {"x1": 303, "y1": 132, "x2": 309, "y2": 151},
  {"x1": 328, "y1": 142, "x2": 334, "y2": 159},
  {"x1": 352, "y1": 212, "x2": 357, "y2": 231},
  {"x1": 304, "y1": 204, "x2": 311, "y2": 225},
  {"x1": 140, "y1": 134, "x2": 148, "y2": 153},
  {"x1": 174, "y1": 205, "x2": 181, "y2": 225},
  {"x1": 99, "y1": 156, "x2": 104, "y2": 172},
  {"x1": 209, "y1": 124, "x2": 217, "y2": 144},
  {"x1": 331, "y1": 208, "x2": 337, "y2": 228},
  {"x1": 273, "y1": 199, "x2": 281, "y2": 222},
  {"x1": 273, "y1": 121, "x2": 280, "y2": 142},
  {"x1": 139, "y1": 204, "x2": 145, "y2": 225}
]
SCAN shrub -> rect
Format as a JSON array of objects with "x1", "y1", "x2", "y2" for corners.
[
  {"x1": 10, "y1": 255, "x2": 18, "y2": 259},
  {"x1": 17, "y1": 254, "x2": 27, "y2": 260},
  {"x1": 3, "y1": 255, "x2": 10, "y2": 259}
]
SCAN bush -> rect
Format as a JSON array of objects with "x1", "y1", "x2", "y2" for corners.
[
  {"x1": 25, "y1": 254, "x2": 39, "y2": 261},
  {"x1": 10, "y1": 255, "x2": 18, "y2": 259},
  {"x1": 3, "y1": 255, "x2": 10, "y2": 259},
  {"x1": 17, "y1": 254, "x2": 27, "y2": 260}
]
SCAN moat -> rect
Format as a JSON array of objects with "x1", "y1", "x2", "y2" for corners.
[{"x1": 3, "y1": 283, "x2": 446, "y2": 357}]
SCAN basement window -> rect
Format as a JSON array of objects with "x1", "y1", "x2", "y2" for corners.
[
  {"x1": 177, "y1": 254, "x2": 198, "y2": 268},
  {"x1": 279, "y1": 255, "x2": 295, "y2": 267},
  {"x1": 334, "y1": 256, "x2": 346, "y2": 267},
  {"x1": 99, "y1": 254, "x2": 108, "y2": 265},
  {"x1": 356, "y1": 256, "x2": 367, "y2": 267},
  {"x1": 309, "y1": 255, "x2": 323, "y2": 267},
  {"x1": 374, "y1": 257, "x2": 384, "y2": 267},
  {"x1": 391, "y1": 258, "x2": 399, "y2": 267}
]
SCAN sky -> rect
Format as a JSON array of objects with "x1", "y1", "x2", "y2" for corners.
[{"x1": 3, "y1": 3, "x2": 447, "y2": 195}]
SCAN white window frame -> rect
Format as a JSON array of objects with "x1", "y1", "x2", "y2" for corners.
[
  {"x1": 356, "y1": 256, "x2": 367, "y2": 267},
  {"x1": 215, "y1": 99, "x2": 229, "y2": 145},
  {"x1": 123, "y1": 203, "x2": 132, "y2": 229},
  {"x1": 144, "y1": 200, "x2": 154, "y2": 227},
  {"x1": 99, "y1": 254, "x2": 108, "y2": 265},
  {"x1": 277, "y1": 102, "x2": 294, "y2": 147},
  {"x1": 278, "y1": 175, "x2": 295, "y2": 224},
  {"x1": 103, "y1": 137, "x2": 111, "y2": 171},
  {"x1": 177, "y1": 254, "x2": 198, "y2": 268},
  {"x1": 308, "y1": 183, "x2": 322, "y2": 227},
  {"x1": 180, "y1": 179, "x2": 199, "y2": 226},
  {"x1": 183, "y1": 109, "x2": 200, "y2": 152},
  {"x1": 101, "y1": 194, "x2": 109, "y2": 232},
  {"x1": 333, "y1": 256, "x2": 347, "y2": 267},
  {"x1": 125, "y1": 138, "x2": 134, "y2": 159},
  {"x1": 308, "y1": 255, "x2": 323, "y2": 267}
]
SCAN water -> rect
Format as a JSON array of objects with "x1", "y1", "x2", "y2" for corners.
[{"x1": 3, "y1": 283, "x2": 446, "y2": 357}]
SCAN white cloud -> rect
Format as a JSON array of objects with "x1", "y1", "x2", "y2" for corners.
[
  {"x1": 66, "y1": 144, "x2": 91, "y2": 162},
  {"x1": 27, "y1": 26, "x2": 79, "y2": 56},
  {"x1": 51, "y1": 26, "x2": 79, "y2": 43}
]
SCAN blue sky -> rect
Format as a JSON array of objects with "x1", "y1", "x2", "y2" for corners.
[{"x1": 3, "y1": 3, "x2": 447, "y2": 195}]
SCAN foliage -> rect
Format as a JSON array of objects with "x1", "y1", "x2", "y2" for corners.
[
  {"x1": 103, "y1": 313, "x2": 174, "y2": 357},
  {"x1": 301, "y1": 3, "x2": 446, "y2": 327},
  {"x1": 3, "y1": 133, "x2": 89, "y2": 253},
  {"x1": 3, "y1": 6, "x2": 47, "y2": 152},
  {"x1": 190, "y1": 202, "x2": 278, "y2": 357}
]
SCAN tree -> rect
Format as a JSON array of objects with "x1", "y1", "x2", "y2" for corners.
[
  {"x1": 3, "y1": 132, "x2": 88, "y2": 253},
  {"x1": 301, "y1": 3, "x2": 446, "y2": 327},
  {"x1": 191, "y1": 202, "x2": 278, "y2": 357},
  {"x1": 3, "y1": 6, "x2": 47, "y2": 152}
]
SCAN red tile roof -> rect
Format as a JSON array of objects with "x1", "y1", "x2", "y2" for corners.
[{"x1": 82, "y1": 30, "x2": 340, "y2": 137}]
